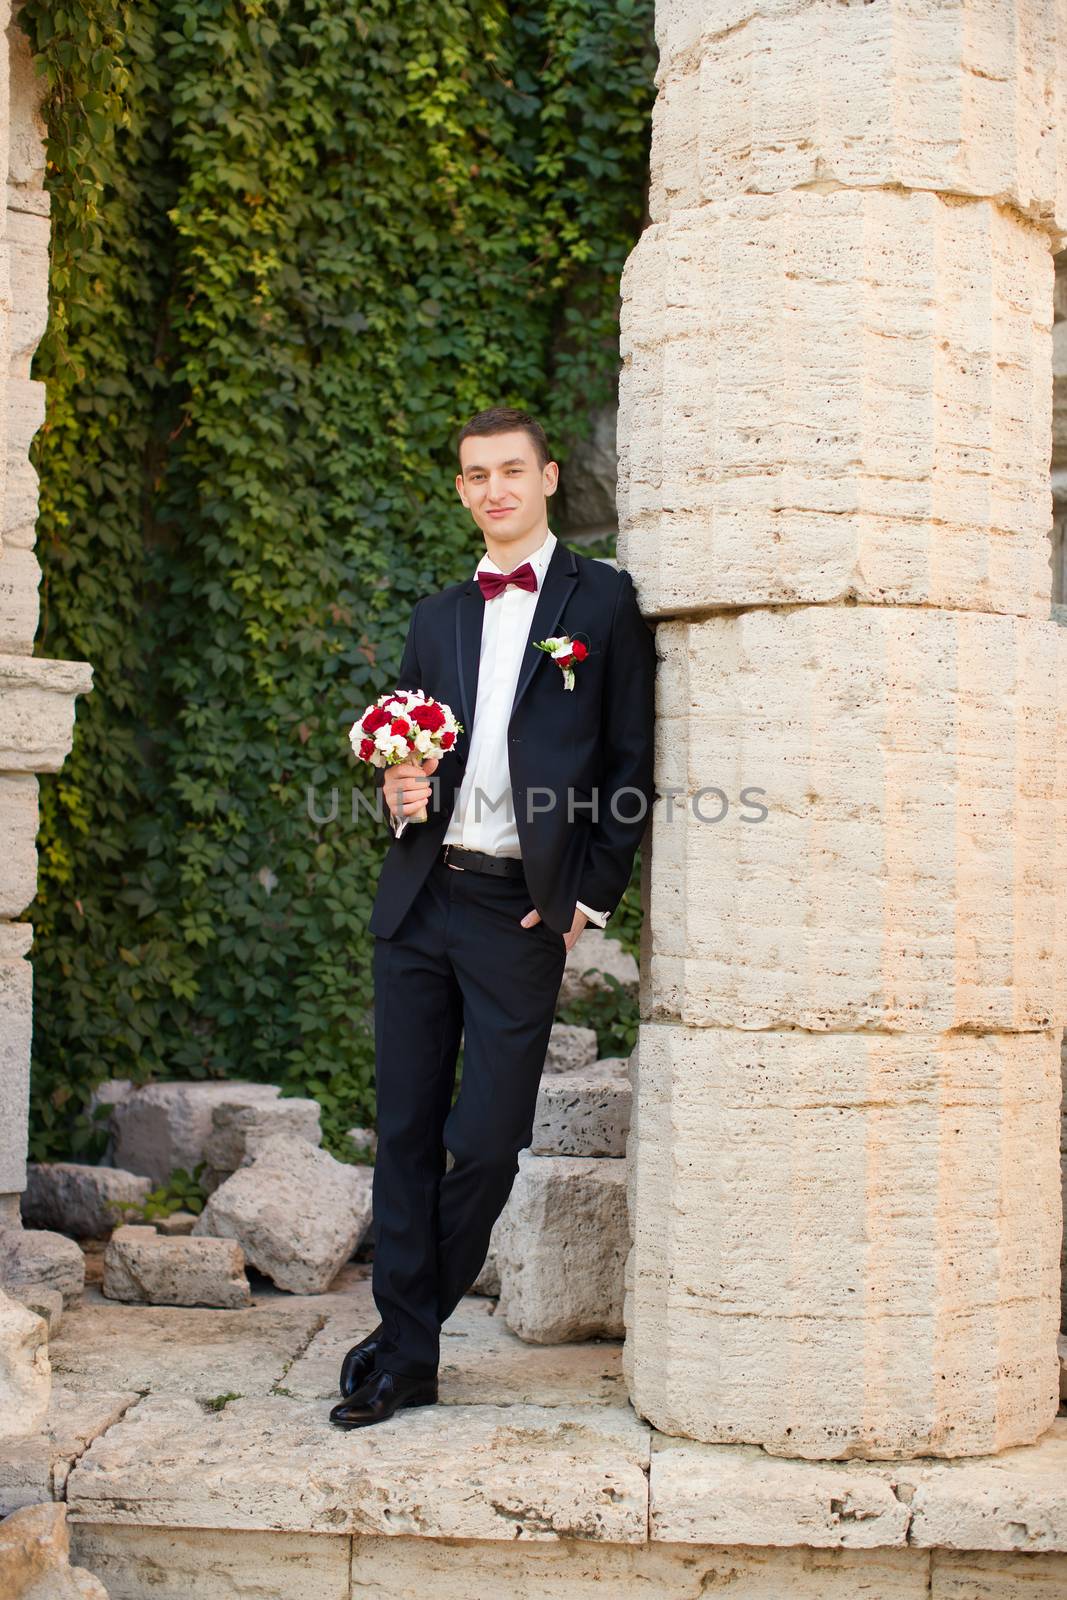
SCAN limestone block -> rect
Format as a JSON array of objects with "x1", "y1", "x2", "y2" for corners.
[
  {"x1": 0, "y1": 1387, "x2": 137, "y2": 1514},
  {"x1": 13, "y1": 1287, "x2": 60, "y2": 1339},
  {"x1": 154, "y1": 1211, "x2": 197, "y2": 1237},
  {"x1": 0, "y1": 774, "x2": 37, "y2": 916},
  {"x1": 0, "y1": 1287, "x2": 48, "y2": 1442},
  {"x1": 193, "y1": 1135, "x2": 372, "y2": 1295},
  {"x1": 5, "y1": 209, "x2": 49, "y2": 379},
  {"x1": 22, "y1": 1166, "x2": 151, "y2": 1240},
  {"x1": 0, "y1": 655, "x2": 93, "y2": 772},
  {"x1": 906, "y1": 1419, "x2": 1067, "y2": 1550},
  {"x1": 0, "y1": 1502, "x2": 108, "y2": 1599},
  {"x1": 331, "y1": 1539, "x2": 933, "y2": 1600},
  {"x1": 0, "y1": 548, "x2": 39, "y2": 656},
  {"x1": 618, "y1": 191, "x2": 1056, "y2": 618},
  {"x1": 103, "y1": 1226, "x2": 250, "y2": 1310},
  {"x1": 650, "y1": 1, "x2": 1067, "y2": 239},
  {"x1": 0, "y1": 923, "x2": 31, "y2": 1193},
  {"x1": 624, "y1": 1023, "x2": 1062, "y2": 1458},
  {"x1": 71, "y1": 1526, "x2": 350, "y2": 1600},
  {"x1": 1059, "y1": 1334, "x2": 1066, "y2": 1402},
  {"x1": 85, "y1": 1082, "x2": 132, "y2": 1169},
  {"x1": 647, "y1": 609, "x2": 1067, "y2": 1033},
  {"x1": 7, "y1": 22, "x2": 47, "y2": 199},
  {"x1": 2, "y1": 377, "x2": 44, "y2": 548},
  {"x1": 530, "y1": 1071, "x2": 631, "y2": 1158},
  {"x1": 0, "y1": 1228, "x2": 84, "y2": 1310},
  {"x1": 66, "y1": 1393, "x2": 652, "y2": 1542},
  {"x1": 647, "y1": 1420, "x2": 1067, "y2": 1553},
  {"x1": 496, "y1": 1152, "x2": 628, "y2": 1342},
  {"x1": 543, "y1": 1022, "x2": 598, "y2": 1073},
  {"x1": 557, "y1": 927, "x2": 639, "y2": 1008},
  {"x1": 109, "y1": 1081, "x2": 281, "y2": 1186},
  {"x1": 931, "y1": 1550, "x2": 1067, "y2": 1598},
  {"x1": 46, "y1": 1299, "x2": 325, "y2": 1401},
  {"x1": 649, "y1": 1433, "x2": 909, "y2": 1548},
  {"x1": 202, "y1": 1096, "x2": 321, "y2": 1179}
]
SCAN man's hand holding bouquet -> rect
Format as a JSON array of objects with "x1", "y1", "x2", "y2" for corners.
[{"x1": 350, "y1": 689, "x2": 463, "y2": 824}]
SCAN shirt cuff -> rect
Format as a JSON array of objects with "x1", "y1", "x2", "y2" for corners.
[
  {"x1": 576, "y1": 900, "x2": 608, "y2": 928},
  {"x1": 390, "y1": 811, "x2": 408, "y2": 840}
]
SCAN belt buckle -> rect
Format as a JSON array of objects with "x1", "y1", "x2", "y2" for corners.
[{"x1": 443, "y1": 845, "x2": 464, "y2": 872}]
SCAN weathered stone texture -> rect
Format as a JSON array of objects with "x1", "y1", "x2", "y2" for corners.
[
  {"x1": 497, "y1": 1152, "x2": 628, "y2": 1342},
  {"x1": 71, "y1": 1525, "x2": 349, "y2": 1600},
  {"x1": 530, "y1": 1070, "x2": 631, "y2": 1158},
  {"x1": 623, "y1": 1023, "x2": 1061, "y2": 1459},
  {"x1": 102, "y1": 1226, "x2": 250, "y2": 1310},
  {"x1": 543, "y1": 1022, "x2": 598, "y2": 1074},
  {"x1": 109, "y1": 1082, "x2": 282, "y2": 1187},
  {"x1": 0, "y1": 773, "x2": 36, "y2": 915},
  {"x1": 193, "y1": 1134, "x2": 371, "y2": 1295},
  {"x1": 22, "y1": 1167, "x2": 151, "y2": 1241},
  {"x1": 0, "y1": 1227, "x2": 85, "y2": 1310},
  {"x1": 0, "y1": 1502, "x2": 109, "y2": 1598},
  {"x1": 202, "y1": 1096, "x2": 321, "y2": 1183},
  {"x1": 0, "y1": 655, "x2": 93, "y2": 772},
  {"x1": 66, "y1": 1394, "x2": 652, "y2": 1542},
  {"x1": 618, "y1": 192, "x2": 1056, "y2": 618},
  {"x1": 0, "y1": 1287, "x2": 48, "y2": 1442},
  {"x1": 0, "y1": 922, "x2": 31, "y2": 1193},
  {"x1": 649, "y1": 2, "x2": 1067, "y2": 239},
  {"x1": 0, "y1": 1387, "x2": 136, "y2": 1514},
  {"x1": 646, "y1": 610, "x2": 1067, "y2": 1033}
]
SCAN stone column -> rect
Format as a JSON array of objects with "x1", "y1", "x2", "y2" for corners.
[
  {"x1": 620, "y1": 1, "x2": 1067, "y2": 1459},
  {"x1": 0, "y1": 7, "x2": 92, "y2": 1331}
]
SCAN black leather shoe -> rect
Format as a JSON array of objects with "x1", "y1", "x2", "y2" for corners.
[
  {"x1": 329, "y1": 1367, "x2": 438, "y2": 1429},
  {"x1": 338, "y1": 1323, "x2": 386, "y2": 1398}
]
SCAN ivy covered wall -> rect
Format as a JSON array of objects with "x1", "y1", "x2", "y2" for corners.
[{"x1": 24, "y1": 0, "x2": 655, "y2": 1160}]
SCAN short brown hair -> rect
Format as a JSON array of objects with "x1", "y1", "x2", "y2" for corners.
[{"x1": 457, "y1": 406, "x2": 551, "y2": 470}]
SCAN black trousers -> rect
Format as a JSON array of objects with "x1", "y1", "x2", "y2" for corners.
[{"x1": 370, "y1": 855, "x2": 568, "y2": 1378}]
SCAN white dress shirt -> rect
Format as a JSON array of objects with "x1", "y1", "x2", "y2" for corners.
[{"x1": 399, "y1": 530, "x2": 606, "y2": 927}]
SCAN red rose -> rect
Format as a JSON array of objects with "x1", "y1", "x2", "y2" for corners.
[
  {"x1": 362, "y1": 705, "x2": 390, "y2": 734},
  {"x1": 411, "y1": 702, "x2": 446, "y2": 732},
  {"x1": 390, "y1": 717, "x2": 410, "y2": 736},
  {"x1": 570, "y1": 640, "x2": 588, "y2": 661},
  {"x1": 440, "y1": 730, "x2": 456, "y2": 749},
  {"x1": 358, "y1": 737, "x2": 375, "y2": 760},
  {"x1": 556, "y1": 653, "x2": 574, "y2": 668}
]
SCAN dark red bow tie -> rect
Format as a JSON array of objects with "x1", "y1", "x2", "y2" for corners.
[{"x1": 477, "y1": 562, "x2": 538, "y2": 601}]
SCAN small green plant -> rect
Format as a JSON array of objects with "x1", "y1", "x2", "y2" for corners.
[
  {"x1": 133, "y1": 1163, "x2": 208, "y2": 1223},
  {"x1": 557, "y1": 971, "x2": 639, "y2": 1062},
  {"x1": 204, "y1": 1392, "x2": 242, "y2": 1411}
]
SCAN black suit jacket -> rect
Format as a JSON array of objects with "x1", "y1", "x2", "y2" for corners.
[{"x1": 368, "y1": 540, "x2": 657, "y2": 938}]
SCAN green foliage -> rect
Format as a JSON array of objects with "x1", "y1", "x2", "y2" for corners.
[
  {"x1": 26, "y1": 0, "x2": 655, "y2": 1159},
  {"x1": 112, "y1": 1162, "x2": 208, "y2": 1225},
  {"x1": 557, "y1": 971, "x2": 639, "y2": 1061},
  {"x1": 204, "y1": 1392, "x2": 243, "y2": 1411}
]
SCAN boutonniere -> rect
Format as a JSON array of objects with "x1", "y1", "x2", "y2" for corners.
[{"x1": 533, "y1": 634, "x2": 588, "y2": 692}]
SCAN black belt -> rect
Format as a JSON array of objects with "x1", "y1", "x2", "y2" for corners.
[{"x1": 440, "y1": 845, "x2": 525, "y2": 878}]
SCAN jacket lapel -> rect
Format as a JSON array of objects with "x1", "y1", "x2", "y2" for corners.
[
  {"x1": 510, "y1": 541, "x2": 579, "y2": 719},
  {"x1": 454, "y1": 540, "x2": 579, "y2": 737}
]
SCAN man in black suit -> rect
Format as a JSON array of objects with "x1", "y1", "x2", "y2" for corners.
[{"x1": 330, "y1": 406, "x2": 656, "y2": 1428}]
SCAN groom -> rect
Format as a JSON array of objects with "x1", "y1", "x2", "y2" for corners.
[{"x1": 330, "y1": 405, "x2": 656, "y2": 1428}]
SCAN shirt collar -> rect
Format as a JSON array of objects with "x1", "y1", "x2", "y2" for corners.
[{"x1": 476, "y1": 528, "x2": 557, "y2": 584}]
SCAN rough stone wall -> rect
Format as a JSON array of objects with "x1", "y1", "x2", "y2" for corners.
[
  {"x1": 620, "y1": 0, "x2": 1067, "y2": 1459},
  {"x1": 0, "y1": 9, "x2": 91, "y2": 1222}
]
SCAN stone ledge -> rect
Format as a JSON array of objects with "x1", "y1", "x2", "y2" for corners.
[
  {"x1": 59, "y1": 1386, "x2": 1067, "y2": 1553},
  {"x1": 0, "y1": 653, "x2": 93, "y2": 772},
  {"x1": 0, "y1": 1387, "x2": 138, "y2": 1516},
  {"x1": 65, "y1": 1395, "x2": 652, "y2": 1543},
  {"x1": 650, "y1": 1421, "x2": 1067, "y2": 1552}
]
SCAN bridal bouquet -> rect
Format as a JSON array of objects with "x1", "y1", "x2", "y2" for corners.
[{"x1": 349, "y1": 689, "x2": 463, "y2": 823}]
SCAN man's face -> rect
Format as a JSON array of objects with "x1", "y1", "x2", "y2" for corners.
[{"x1": 456, "y1": 430, "x2": 558, "y2": 548}]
